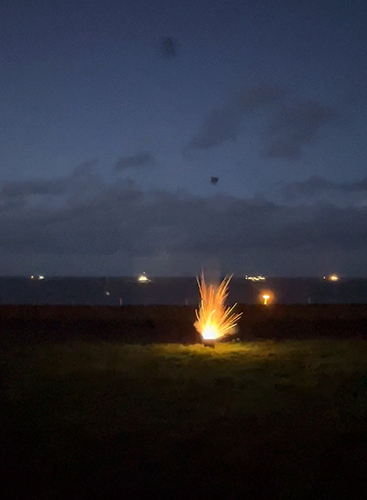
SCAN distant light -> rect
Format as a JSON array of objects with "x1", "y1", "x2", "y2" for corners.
[
  {"x1": 262, "y1": 294, "x2": 270, "y2": 305},
  {"x1": 30, "y1": 275, "x2": 34, "y2": 280},
  {"x1": 38, "y1": 275, "x2": 45, "y2": 280},
  {"x1": 329, "y1": 274, "x2": 339, "y2": 281},
  {"x1": 245, "y1": 275, "x2": 266, "y2": 282},
  {"x1": 137, "y1": 273, "x2": 150, "y2": 283},
  {"x1": 105, "y1": 291, "x2": 110, "y2": 296}
]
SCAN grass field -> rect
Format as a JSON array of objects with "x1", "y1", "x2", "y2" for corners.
[{"x1": 2, "y1": 339, "x2": 367, "y2": 499}]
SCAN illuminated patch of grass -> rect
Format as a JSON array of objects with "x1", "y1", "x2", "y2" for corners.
[
  {"x1": 3, "y1": 340, "x2": 367, "y2": 432},
  {"x1": 2, "y1": 340, "x2": 367, "y2": 498}
]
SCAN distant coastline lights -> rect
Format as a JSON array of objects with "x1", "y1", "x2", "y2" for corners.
[{"x1": 245, "y1": 275, "x2": 265, "y2": 282}]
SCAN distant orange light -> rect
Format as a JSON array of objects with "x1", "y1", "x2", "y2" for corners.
[{"x1": 262, "y1": 294, "x2": 270, "y2": 305}]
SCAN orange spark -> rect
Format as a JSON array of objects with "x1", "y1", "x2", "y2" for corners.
[{"x1": 194, "y1": 274, "x2": 242, "y2": 341}]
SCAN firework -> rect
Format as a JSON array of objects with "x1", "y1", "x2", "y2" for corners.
[{"x1": 194, "y1": 274, "x2": 242, "y2": 342}]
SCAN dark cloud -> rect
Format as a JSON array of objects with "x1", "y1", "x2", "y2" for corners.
[
  {"x1": 1, "y1": 169, "x2": 367, "y2": 275},
  {"x1": 1, "y1": 179, "x2": 65, "y2": 198},
  {"x1": 159, "y1": 37, "x2": 178, "y2": 59},
  {"x1": 185, "y1": 85, "x2": 283, "y2": 152},
  {"x1": 115, "y1": 151, "x2": 156, "y2": 170},
  {"x1": 281, "y1": 176, "x2": 337, "y2": 201},
  {"x1": 281, "y1": 175, "x2": 367, "y2": 202},
  {"x1": 262, "y1": 102, "x2": 334, "y2": 160},
  {"x1": 0, "y1": 159, "x2": 100, "y2": 201},
  {"x1": 348, "y1": 178, "x2": 367, "y2": 192}
]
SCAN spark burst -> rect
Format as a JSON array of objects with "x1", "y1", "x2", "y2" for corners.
[{"x1": 194, "y1": 274, "x2": 242, "y2": 342}]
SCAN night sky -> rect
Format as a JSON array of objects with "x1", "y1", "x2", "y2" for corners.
[{"x1": 1, "y1": 0, "x2": 367, "y2": 277}]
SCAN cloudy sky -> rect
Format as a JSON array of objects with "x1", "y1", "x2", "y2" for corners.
[{"x1": 1, "y1": 0, "x2": 367, "y2": 276}]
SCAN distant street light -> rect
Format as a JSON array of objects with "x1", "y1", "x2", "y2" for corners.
[{"x1": 262, "y1": 294, "x2": 270, "y2": 305}]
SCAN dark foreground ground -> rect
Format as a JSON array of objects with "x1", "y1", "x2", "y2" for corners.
[
  {"x1": 1, "y1": 306, "x2": 367, "y2": 499},
  {"x1": 1, "y1": 303, "x2": 367, "y2": 344}
]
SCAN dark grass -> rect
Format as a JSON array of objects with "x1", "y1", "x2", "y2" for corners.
[
  {"x1": 1, "y1": 338, "x2": 367, "y2": 499},
  {"x1": 2, "y1": 304, "x2": 367, "y2": 346}
]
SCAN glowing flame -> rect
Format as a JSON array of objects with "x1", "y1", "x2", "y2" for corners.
[
  {"x1": 202, "y1": 322, "x2": 218, "y2": 340},
  {"x1": 194, "y1": 274, "x2": 242, "y2": 341}
]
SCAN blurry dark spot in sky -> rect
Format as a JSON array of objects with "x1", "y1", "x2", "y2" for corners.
[{"x1": 160, "y1": 37, "x2": 178, "y2": 59}]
